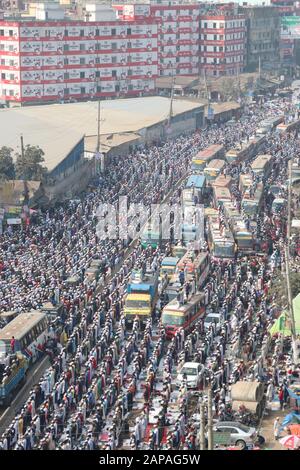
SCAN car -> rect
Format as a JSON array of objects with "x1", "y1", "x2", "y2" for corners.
[
  {"x1": 212, "y1": 421, "x2": 258, "y2": 450},
  {"x1": 176, "y1": 362, "x2": 204, "y2": 389},
  {"x1": 204, "y1": 313, "x2": 224, "y2": 334}
]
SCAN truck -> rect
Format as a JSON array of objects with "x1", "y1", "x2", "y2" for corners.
[
  {"x1": 0, "y1": 353, "x2": 29, "y2": 406},
  {"x1": 124, "y1": 268, "x2": 159, "y2": 325}
]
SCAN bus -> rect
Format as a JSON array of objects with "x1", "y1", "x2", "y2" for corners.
[
  {"x1": 160, "y1": 256, "x2": 179, "y2": 281},
  {"x1": 161, "y1": 293, "x2": 206, "y2": 339},
  {"x1": 172, "y1": 244, "x2": 188, "y2": 259},
  {"x1": 177, "y1": 251, "x2": 210, "y2": 288},
  {"x1": 191, "y1": 144, "x2": 225, "y2": 172},
  {"x1": 277, "y1": 119, "x2": 300, "y2": 134},
  {"x1": 239, "y1": 174, "x2": 253, "y2": 194},
  {"x1": 0, "y1": 311, "x2": 48, "y2": 363},
  {"x1": 207, "y1": 217, "x2": 235, "y2": 259},
  {"x1": 251, "y1": 154, "x2": 272, "y2": 178},
  {"x1": 213, "y1": 186, "x2": 232, "y2": 208},
  {"x1": 225, "y1": 141, "x2": 254, "y2": 165},
  {"x1": 141, "y1": 225, "x2": 160, "y2": 249},
  {"x1": 256, "y1": 115, "x2": 284, "y2": 135},
  {"x1": 204, "y1": 159, "x2": 226, "y2": 182},
  {"x1": 224, "y1": 204, "x2": 254, "y2": 253},
  {"x1": 184, "y1": 175, "x2": 206, "y2": 203},
  {"x1": 241, "y1": 182, "x2": 264, "y2": 218},
  {"x1": 212, "y1": 175, "x2": 233, "y2": 190}
]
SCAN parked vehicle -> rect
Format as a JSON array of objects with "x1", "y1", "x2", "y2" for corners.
[
  {"x1": 176, "y1": 362, "x2": 205, "y2": 389},
  {"x1": 211, "y1": 421, "x2": 258, "y2": 450}
]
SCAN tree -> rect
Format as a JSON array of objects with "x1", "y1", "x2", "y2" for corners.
[
  {"x1": 220, "y1": 77, "x2": 239, "y2": 101},
  {"x1": 0, "y1": 146, "x2": 15, "y2": 181},
  {"x1": 15, "y1": 145, "x2": 47, "y2": 181},
  {"x1": 269, "y1": 272, "x2": 300, "y2": 309}
]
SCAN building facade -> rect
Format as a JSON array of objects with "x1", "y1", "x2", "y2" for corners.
[
  {"x1": 0, "y1": 14, "x2": 158, "y2": 104},
  {"x1": 199, "y1": 5, "x2": 246, "y2": 78},
  {"x1": 114, "y1": 2, "x2": 201, "y2": 77},
  {"x1": 240, "y1": 5, "x2": 281, "y2": 73}
]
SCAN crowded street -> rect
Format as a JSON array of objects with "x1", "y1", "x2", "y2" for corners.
[{"x1": 0, "y1": 92, "x2": 300, "y2": 452}]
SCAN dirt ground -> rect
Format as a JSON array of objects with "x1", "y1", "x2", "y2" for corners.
[{"x1": 259, "y1": 408, "x2": 289, "y2": 450}]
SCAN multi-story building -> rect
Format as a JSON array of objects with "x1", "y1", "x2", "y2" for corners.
[
  {"x1": 114, "y1": 2, "x2": 201, "y2": 76},
  {"x1": 199, "y1": 4, "x2": 246, "y2": 77},
  {"x1": 240, "y1": 5, "x2": 281, "y2": 72},
  {"x1": 0, "y1": 3, "x2": 159, "y2": 104}
]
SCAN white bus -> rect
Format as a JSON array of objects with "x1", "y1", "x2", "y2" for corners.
[{"x1": 0, "y1": 311, "x2": 48, "y2": 363}]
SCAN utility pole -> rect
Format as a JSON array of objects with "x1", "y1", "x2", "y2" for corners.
[
  {"x1": 168, "y1": 74, "x2": 176, "y2": 126},
  {"x1": 20, "y1": 134, "x2": 25, "y2": 162},
  {"x1": 285, "y1": 160, "x2": 298, "y2": 363},
  {"x1": 199, "y1": 398, "x2": 205, "y2": 450},
  {"x1": 207, "y1": 387, "x2": 213, "y2": 450}
]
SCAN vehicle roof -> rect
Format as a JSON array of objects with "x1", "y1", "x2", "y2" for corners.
[
  {"x1": 0, "y1": 311, "x2": 46, "y2": 341},
  {"x1": 126, "y1": 293, "x2": 150, "y2": 300},
  {"x1": 161, "y1": 256, "x2": 179, "y2": 265},
  {"x1": 215, "y1": 422, "x2": 250, "y2": 429},
  {"x1": 181, "y1": 362, "x2": 202, "y2": 368},
  {"x1": 186, "y1": 174, "x2": 206, "y2": 188}
]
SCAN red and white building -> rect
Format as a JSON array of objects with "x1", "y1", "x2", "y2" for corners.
[
  {"x1": 0, "y1": 7, "x2": 159, "y2": 104},
  {"x1": 200, "y1": 6, "x2": 246, "y2": 77},
  {"x1": 114, "y1": 2, "x2": 201, "y2": 76}
]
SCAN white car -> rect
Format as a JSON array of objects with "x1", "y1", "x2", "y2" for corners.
[
  {"x1": 204, "y1": 313, "x2": 224, "y2": 334},
  {"x1": 177, "y1": 362, "x2": 204, "y2": 389}
]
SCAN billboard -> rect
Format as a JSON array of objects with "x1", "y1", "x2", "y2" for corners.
[{"x1": 282, "y1": 17, "x2": 300, "y2": 38}]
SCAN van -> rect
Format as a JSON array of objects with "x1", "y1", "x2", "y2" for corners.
[{"x1": 176, "y1": 362, "x2": 204, "y2": 389}]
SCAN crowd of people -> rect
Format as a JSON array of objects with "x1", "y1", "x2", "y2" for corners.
[{"x1": 0, "y1": 94, "x2": 299, "y2": 450}]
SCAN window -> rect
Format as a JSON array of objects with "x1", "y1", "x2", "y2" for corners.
[
  {"x1": 1, "y1": 73, "x2": 5, "y2": 79},
  {"x1": 111, "y1": 28, "x2": 116, "y2": 36},
  {"x1": 80, "y1": 71, "x2": 85, "y2": 78},
  {"x1": 204, "y1": 22, "x2": 207, "y2": 28},
  {"x1": 219, "y1": 35, "x2": 223, "y2": 40},
  {"x1": 64, "y1": 88, "x2": 69, "y2": 95},
  {"x1": 127, "y1": 69, "x2": 132, "y2": 76},
  {"x1": 64, "y1": 72, "x2": 69, "y2": 79},
  {"x1": 64, "y1": 30, "x2": 68, "y2": 36},
  {"x1": 95, "y1": 29, "x2": 99, "y2": 36},
  {"x1": 80, "y1": 29, "x2": 84, "y2": 37},
  {"x1": 95, "y1": 43, "x2": 100, "y2": 50},
  {"x1": 127, "y1": 28, "x2": 131, "y2": 35},
  {"x1": 214, "y1": 35, "x2": 217, "y2": 40},
  {"x1": 96, "y1": 85, "x2": 101, "y2": 92},
  {"x1": 115, "y1": 84, "x2": 120, "y2": 92},
  {"x1": 9, "y1": 74, "x2": 14, "y2": 80},
  {"x1": 0, "y1": 29, "x2": 4, "y2": 36},
  {"x1": 112, "y1": 56, "x2": 117, "y2": 64},
  {"x1": 127, "y1": 41, "x2": 132, "y2": 48},
  {"x1": 80, "y1": 44, "x2": 85, "y2": 51},
  {"x1": 213, "y1": 23, "x2": 216, "y2": 28},
  {"x1": 128, "y1": 84, "x2": 134, "y2": 90},
  {"x1": 204, "y1": 34, "x2": 207, "y2": 40},
  {"x1": 214, "y1": 46, "x2": 217, "y2": 52},
  {"x1": 8, "y1": 45, "x2": 14, "y2": 51},
  {"x1": 0, "y1": 44, "x2": 4, "y2": 50},
  {"x1": 112, "y1": 70, "x2": 117, "y2": 77},
  {"x1": 64, "y1": 44, "x2": 69, "y2": 51},
  {"x1": 96, "y1": 57, "x2": 100, "y2": 64},
  {"x1": 220, "y1": 23, "x2": 224, "y2": 28},
  {"x1": 64, "y1": 58, "x2": 68, "y2": 65},
  {"x1": 112, "y1": 43, "x2": 117, "y2": 50},
  {"x1": 80, "y1": 58, "x2": 85, "y2": 65},
  {"x1": 81, "y1": 87, "x2": 85, "y2": 94},
  {"x1": 96, "y1": 71, "x2": 100, "y2": 77},
  {"x1": 1, "y1": 59, "x2": 5, "y2": 65},
  {"x1": 219, "y1": 46, "x2": 223, "y2": 52},
  {"x1": 9, "y1": 30, "x2": 13, "y2": 37}
]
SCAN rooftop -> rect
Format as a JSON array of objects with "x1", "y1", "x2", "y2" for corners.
[{"x1": 0, "y1": 96, "x2": 203, "y2": 172}]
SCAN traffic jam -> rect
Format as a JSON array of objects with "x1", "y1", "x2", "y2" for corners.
[{"x1": 0, "y1": 90, "x2": 300, "y2": 451}]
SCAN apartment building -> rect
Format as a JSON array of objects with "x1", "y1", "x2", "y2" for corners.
[
  {"x1": 199, "y1": 4, "x2": 246, "y2": 77},
  {"x1": 0, "y1": 4, "x2": 159, "y2": 104},
  {"x1": 114, "y1": 2, "x2": 201, "y2": 76}
]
